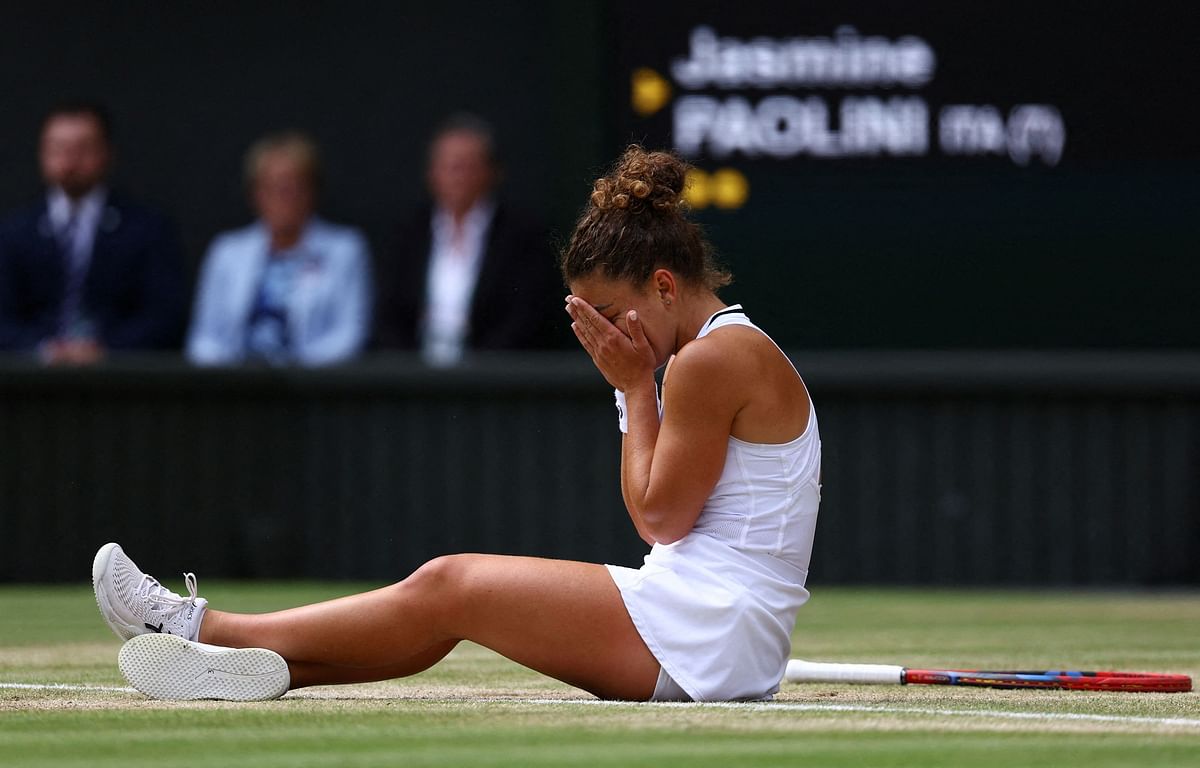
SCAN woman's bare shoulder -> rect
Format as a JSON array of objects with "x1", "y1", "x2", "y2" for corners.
[{"x1": 666, "y1": 328, "x2": 760, "y2": 395}]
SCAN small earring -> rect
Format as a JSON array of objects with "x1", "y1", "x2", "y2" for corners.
[{"x1": 665, "y1": 299, "x2": 672, "y2": 305}]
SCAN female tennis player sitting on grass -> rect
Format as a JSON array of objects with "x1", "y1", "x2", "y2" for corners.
[{"x1": 92, "y1": 145, "x2": 822, "y2": 703}]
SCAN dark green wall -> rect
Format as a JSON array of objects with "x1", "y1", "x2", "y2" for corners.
[{"x1": 2, "y1": 354, "x2": 1197, "y2": 585}]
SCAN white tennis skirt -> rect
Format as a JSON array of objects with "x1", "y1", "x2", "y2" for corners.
[{"x1": 606, "y1": 533, "x2": 810, "y2": 702}]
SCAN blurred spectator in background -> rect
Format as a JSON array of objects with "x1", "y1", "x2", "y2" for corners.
[
  {"x1": 187, "y1": 132, "x2": 371, "y2": 366},
  {"x1": 0, "y1": 103, "x2": 186, "y2": 363},
  {"x1": 375, "y1": 113, "x2": 564, "y2": 365}
]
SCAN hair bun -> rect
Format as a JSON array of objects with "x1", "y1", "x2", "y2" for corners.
[
  {"x1": 589, "y1": 145, "x2": 687, "y2": 214},
  {"x1": 563, "y1": 144, "x2": 733, "y2": 292}
]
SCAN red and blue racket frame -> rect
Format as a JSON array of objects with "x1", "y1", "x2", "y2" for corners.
[{"x1": 902, "y1": 668, "x2": 1192, "y2": 693}]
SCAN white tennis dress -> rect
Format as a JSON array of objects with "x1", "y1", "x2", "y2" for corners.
[{"x1": 606, "y1": 305, "x2": 821, "y2": 702}]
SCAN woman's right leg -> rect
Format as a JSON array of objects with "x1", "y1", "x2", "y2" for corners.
[
  {"x1": 200, "y1": 582, "x2": 462, "y2": 684},
  {"x1": 199, "y1": 553, "x2": 661, "y2": 700}
]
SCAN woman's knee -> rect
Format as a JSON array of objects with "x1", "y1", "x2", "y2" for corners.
[{"x1": 400, "y1": 554, "x2": 477, "y2": 612}]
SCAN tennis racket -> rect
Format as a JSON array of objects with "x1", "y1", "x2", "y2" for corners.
[{"x1": 784, "y1": 660, "x2": 1192, "y2": 693}]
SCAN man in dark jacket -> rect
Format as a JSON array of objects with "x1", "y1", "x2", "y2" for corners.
[
  {"x1": 375, "y1": 114, "x2": 566, "y2": 364},
  {"x1": 0, "y1": 103, "x2": 186, "y2": 363}
]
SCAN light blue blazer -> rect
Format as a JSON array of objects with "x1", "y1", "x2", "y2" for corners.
[{"x1": 186, "y1": 217, "x2": 371, "y2": 366}]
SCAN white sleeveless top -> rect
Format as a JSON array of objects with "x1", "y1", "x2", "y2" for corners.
[
  {"x1": 690, "y1": 305, "x2": 822, "y2": 569},
  {"x1": 606, "y1": 305, "x2": 822, "y2": 702}
]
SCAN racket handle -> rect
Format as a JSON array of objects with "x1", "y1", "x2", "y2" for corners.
[{"x1": 785, "y1": 659, "x2": 904, "y2": 685}]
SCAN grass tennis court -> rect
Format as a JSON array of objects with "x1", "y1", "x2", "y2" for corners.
[{"x1": 2, "y1": 583, "x2": 1197, "y2": 767}]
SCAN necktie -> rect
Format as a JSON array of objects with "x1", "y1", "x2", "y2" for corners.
[{"x1": 57, "y1": 207, "x2": 91, "y2": 338}]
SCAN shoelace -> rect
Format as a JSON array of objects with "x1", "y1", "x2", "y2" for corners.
[{"x1": 137, "y1": 572, "x2": 199, "y2": 618}]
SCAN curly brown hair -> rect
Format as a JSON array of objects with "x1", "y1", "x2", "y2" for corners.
[{"x1": 560, "y1": 145, "x2": 732, "y2": 291}]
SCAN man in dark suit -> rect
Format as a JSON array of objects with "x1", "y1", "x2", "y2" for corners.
[
  {"x1": 375, "y1": 114, "x2": 566, "y2": 364},
  {"x1": 0, "y1": 103, "x2": 186, "y2": 363}
]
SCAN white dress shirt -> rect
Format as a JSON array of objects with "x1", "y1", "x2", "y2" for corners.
[{"x1": 421, "y1": 198, "x2": 496, "y2": 366}]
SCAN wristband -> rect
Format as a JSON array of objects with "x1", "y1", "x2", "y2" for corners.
[
  {"x1": 614, "y1": 386, "x2": 664, "y2": 434},
  {"x1": 614, "y1": 388, "x2": 629, "y2": 433}
]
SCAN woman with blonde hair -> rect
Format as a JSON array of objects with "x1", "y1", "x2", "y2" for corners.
[{"x1": 186, "y1": 132, "x2": 371, "y2": 366}]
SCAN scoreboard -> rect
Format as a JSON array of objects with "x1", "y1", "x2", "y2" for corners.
[{"x1": 608, "y1": 2, "x2": 1199, "y2": 347}]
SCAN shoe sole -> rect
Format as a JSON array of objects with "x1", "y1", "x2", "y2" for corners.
[
  {"x1": 92, "y1": 542, "x2": 141, "y2": 641},
  {"x1": 119, "y1": 633, "x2": 290, "y2": 701}
]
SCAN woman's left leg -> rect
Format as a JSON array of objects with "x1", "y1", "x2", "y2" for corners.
[{"x1": 280, "y1": 640, "x2": 461, "y2": 688}]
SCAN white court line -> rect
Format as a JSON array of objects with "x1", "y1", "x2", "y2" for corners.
[
  {"x1": 4, "y1": 683, "x2": 1198, "y2": 728},
  {"x1": 516, "y1": 698, "x2": 1200, "y2": 729},
  {"x1": 1, "y1": 682, "x2": 136, "y2": 694}
]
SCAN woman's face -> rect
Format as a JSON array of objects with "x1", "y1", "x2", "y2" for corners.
[
  {"x1": 567, "y1": 271, "x2": 677, "y2": 369},
  {"x1": 253, "y1": 151, "x2": 315, "y2": 238}
]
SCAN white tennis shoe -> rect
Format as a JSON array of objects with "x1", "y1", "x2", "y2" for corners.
[
  {"x1": 119, "y1": 633, "x2": 290, "y2": 701},
  {"x1": 92, "y1": 542, "x2": 208, "y2": 642}
]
